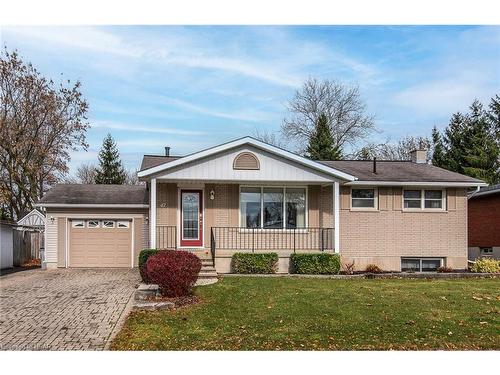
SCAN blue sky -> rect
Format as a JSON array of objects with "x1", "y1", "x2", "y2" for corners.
[{"x1": 1, "y1": 25, "x2": 499, "y2": 174}]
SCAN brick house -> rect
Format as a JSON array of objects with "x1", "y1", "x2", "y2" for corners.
[
  {"x1": 37, "y1": 137, "x2": 485, "y2": 273},
  {"x1": 468, "y1": 185, "x2": 500, "y2": 260}
]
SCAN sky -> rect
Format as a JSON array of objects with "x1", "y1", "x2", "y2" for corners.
[{"x1": 1, "y1": 25, "x2": 499, "y2": 174}]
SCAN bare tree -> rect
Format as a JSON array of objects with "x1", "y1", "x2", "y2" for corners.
[
  {"x1": 252, "y1": 128, "x2": 288, "y2": 149},
  {"x1": 281, "y1": 78, "x2": 376, "y2": 154},
  {"x1": 0, "y1": 48, "x2": 89, "y2": 219},
  {"x1": 355, "y1": 136, "x2": 431, "y2": 161},
  {"x1": 63, "y1": 163, "x2": 97, "y2": 184},
  {"x1": 123, "y1": 169, "x2": 143, "y2": 185}
]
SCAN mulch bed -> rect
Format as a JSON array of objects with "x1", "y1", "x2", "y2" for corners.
[{"x1": 144, "y1": 294, "x2": 201, "y2": 308}]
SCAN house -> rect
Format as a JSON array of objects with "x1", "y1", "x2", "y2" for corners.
[
  {"x1": 468, "y1": 184, "x2": 500, "y2": 260},
  {"x1": 17, "y1": 208, "x2": 45, "y2": 230},
  {"x1": 37, "y1": 137, "x2": 485, "y2": 273}
]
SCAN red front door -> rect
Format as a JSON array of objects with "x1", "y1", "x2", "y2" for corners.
[{"x1": 180, "y1": 190, "x2": 203, "y2": 247}]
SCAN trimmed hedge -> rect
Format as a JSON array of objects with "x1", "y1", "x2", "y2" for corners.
[
  {"x1": 290, "y1": 253, "x2": 340, "y2": 275},
  {"x1": 232, "y1": 253, "x2": 278, "y2": 274},
  {"x1": 138, "y1": 249, "x2": 161, "y2": 283},
  {"x1": 146, "y1": 250, "x2": 202, "y2": 297}
]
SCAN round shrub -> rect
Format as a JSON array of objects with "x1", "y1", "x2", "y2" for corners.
[
  {"x1": 146, "y1": 250, "x2": 202, "y2": 297},
  {"x1": 138, "y1": 249, "x2": 160, "y2": 283},
  {"x1": 232, "y1": 253, "x2": 278, "y2": 274},
  {"x1": 437, "y1": 266, "x2": 453, "y2": 273},
  {"x1": 470, "y1": 258, "x2": 500, "y2": 273},
  {"x1": 365, "y1": 264, "x2": 383, "y2": 273},
  {"x1": 290, "y1": 253, "x2": 340, "y2": 275}
]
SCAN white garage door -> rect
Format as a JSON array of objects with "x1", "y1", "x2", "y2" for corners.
[{"x1": 69, "y1": 219, "x2": 132, "y2": 267}]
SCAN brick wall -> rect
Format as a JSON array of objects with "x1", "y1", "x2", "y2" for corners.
[
  {"x1": 468, "y1": 193, "x2": 500, "y2": 247},
  {"x1": 340, "y1": 187, "x2": 468, "y2": 270}
]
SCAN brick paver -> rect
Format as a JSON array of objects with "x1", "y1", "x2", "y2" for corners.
[{"x1": 0, "y1": 268, "x2": 139, "y2": 350}]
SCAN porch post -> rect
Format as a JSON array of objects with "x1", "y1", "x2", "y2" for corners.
[
  {"x1": 150, "y1": 178, "x2": 157, "y2": 249},
  {"x1": 333, "y1": 181, "x2": 340, "y2": 253}
]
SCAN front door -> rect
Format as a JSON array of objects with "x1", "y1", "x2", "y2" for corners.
[{"x1": 180, "y1": 190, "x2": 203, "y2": 247}]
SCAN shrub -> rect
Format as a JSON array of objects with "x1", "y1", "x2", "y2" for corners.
[
  {"x1": 138, "y1": 249, "x2": 160, "y2": 283},
  {"x1": 232, "y1": 253, "x2": 278, "y2": 274},
  {"x1": 146, "y1": 250, "x2": 202, "y2": 297},
  {"x1": 342, "y1": 260, "x2": 356, "y2": 275},
  {"x1": 470, "y1": 258, "x2": 500, "y2": 273},
  {"x1": 365, "y1": 264, "x2": 382, "y2": 273},
  {"x1": 290, "y1": 253, "x2": 341, "y2": 275},
  {"x1": 437, "y1": 266, "x2": 453, "y2": 273}
]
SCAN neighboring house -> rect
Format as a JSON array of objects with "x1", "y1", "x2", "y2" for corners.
[
  {"x1": 37, "y1": 137, "x2": 485, "y2": 272},
  {"x1": 468, "y1": 185, "x2": 500, "y2": 260},
  {"x1": 17, "y1": 208, "x2": 45, "y2": 230}
]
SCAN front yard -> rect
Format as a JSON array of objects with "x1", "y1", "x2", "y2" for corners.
[{"x1": 111, "y1": 277, "x2": 499, "y2": 350}]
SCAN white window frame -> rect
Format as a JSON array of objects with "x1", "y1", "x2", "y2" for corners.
[
  {"x1": 102, "y1": 220, "x2": 115, "y2": 228},
  {"x1": 239, "y1": 185, "x2": 308, "y2": 230},
  {"x1": 117, "y1": 220, "x2": 130, "y2": 229},
  {"x1": 402, "y1": 188, "x2": 446, "y2": 211},
  {"x1": 71, "y1": 220, "x2": 85, "y2": 228},
  {"x1": 350, "y1": 187, "x2": 378, "y2": 211},
  {"x1": 401, "y1": 257, "x2": 443, "y2": 272},
  {"x1": 87, "y1": 220, "x2": 100, "y2": 228}
]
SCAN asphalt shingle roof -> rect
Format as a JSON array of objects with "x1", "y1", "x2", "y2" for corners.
[
  {"x1": 319, "y1": 160, "x2": 484, "y2": 183},
  {"x1": 38, "y1": 184, "x2": 149, "y2": 205},
  {"x1": 140, "y1": 155, "x2": 180, "y2": 171}
]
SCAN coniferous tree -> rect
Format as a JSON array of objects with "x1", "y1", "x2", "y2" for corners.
[
  {"x1": 94, "y1": 134, "x2": 126, "y2": 184},
  {"x1": 431, "y1": 126, "x2": 446, "y2": 168},
  {"x1": 306, "y1": 113, "x2": 342, "y2": 160},
  {"x1": 432, "y1": 98, "x2": 500, "y2": 185}
]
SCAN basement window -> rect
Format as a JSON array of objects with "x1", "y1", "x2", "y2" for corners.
[{"x1": 401, "y1": 257, "x2": 443, "y2": 272}]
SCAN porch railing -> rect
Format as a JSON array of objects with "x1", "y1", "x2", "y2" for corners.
[
  {"x1": 210, "y1": 227, "x2": 334, "y2": 254},
  {"x1": 156, "y1": 225, "x2": 177, "y2": 250}
]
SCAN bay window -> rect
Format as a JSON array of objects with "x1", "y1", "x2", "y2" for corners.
[{"x1": 240, "y1": 187, "x2": 307, "y2": 229}]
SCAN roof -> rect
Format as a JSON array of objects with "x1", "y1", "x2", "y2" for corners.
[
  {"x1": 37, "y1": 184, "x2": 149, "y2": 207},
  {"x1": 319, "y1": 160, "x2": 485, "y2": 185},
  {"x1": 469, "y1": 184, "x2": 500, "y2": 199},
  {"x1": 140, "y1": 155, "x2": 180, "y2": 171},
  {"x1": 137, "y1": 136, "x2": 357, "y2": 181},
  {"x1": 17, "y1": 208, "x2": 45, "y2": 226}
]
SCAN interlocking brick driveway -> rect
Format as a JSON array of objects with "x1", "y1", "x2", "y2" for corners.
[{"x1": 0, "y1": 268, "x2": 139, "y2": 350}]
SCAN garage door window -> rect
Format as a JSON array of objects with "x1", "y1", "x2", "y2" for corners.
[
  {"x1": 102, "y1": 220, "x2": 115, "y2": 228},
  {"x1": 87, "y1": 220, "x2": 100, "y2": 228},
  {"x1": 117, "y1": 220, "x2": 130, "y2": 228},
  {"x1": 72, "y1": 220, "x2": 85, "y2": 228}
]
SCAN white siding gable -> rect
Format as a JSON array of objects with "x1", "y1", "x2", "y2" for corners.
[{"x1": 156, "y1": 146, "x2": 339, "y2": 183}]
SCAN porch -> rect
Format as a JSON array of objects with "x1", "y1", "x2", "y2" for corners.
[{"x1": 156, "y1": 225, "x2": 335, "y2": 265}]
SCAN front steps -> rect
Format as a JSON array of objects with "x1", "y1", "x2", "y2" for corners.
[{"x1": 196, "y1": 257, "x2": 218, "y2": 285}]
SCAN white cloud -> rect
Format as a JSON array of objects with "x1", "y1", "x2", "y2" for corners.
[{"x1": 92, "y1": 120, "x2": 205, "y2": 136}]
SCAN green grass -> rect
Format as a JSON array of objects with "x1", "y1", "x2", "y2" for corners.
[{"x1": 111, "y1": 277, "x2": 500, "y2": 350}]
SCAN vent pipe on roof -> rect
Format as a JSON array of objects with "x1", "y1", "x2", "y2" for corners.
[
  {"x1": 165, "y1": 147, "x2": 170, "y2": 156},
  {"x1": 373, "y1": 157, "x2": 377, "y2": 174}
]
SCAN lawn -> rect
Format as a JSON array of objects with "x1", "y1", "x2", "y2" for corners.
[{"x1": 111, "y1": 277, "x2": 499, "y2": 350}]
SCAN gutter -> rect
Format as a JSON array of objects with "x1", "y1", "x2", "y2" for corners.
[
  {"x1": 35, "y1": 203, "x2": 149, "y2": 208},
  {"x1": 345, "y1": 181, "x2": 487, "y2": 188}
]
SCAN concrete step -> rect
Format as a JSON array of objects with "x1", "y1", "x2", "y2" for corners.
[{"x1": 198, "y1": 271, "x2": 218, "y2": 278}]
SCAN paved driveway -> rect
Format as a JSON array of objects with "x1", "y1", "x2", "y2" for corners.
[{"x1": 0, "y1": 268, "x2": 139, "y2": 350}]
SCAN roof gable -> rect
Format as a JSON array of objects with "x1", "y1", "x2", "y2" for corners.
[
  {"x1": 137, "y1": 137, "x2": 356, "y2": 181},
  {"x1": 17, "y1": 208, "x2": 45, "y2": 226}
]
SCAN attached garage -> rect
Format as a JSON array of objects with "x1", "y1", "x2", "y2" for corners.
[
  {"x1": 37, "y1": 185, "x2": 149, "y2": 269},
  {"x1": 69, "y1": 219, "x2": 132, "y2": 267}
]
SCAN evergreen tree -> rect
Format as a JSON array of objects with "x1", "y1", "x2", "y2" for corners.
[
  {"x1": 432, "y1": 98, "x2": 500, "y2": 185},
  {"x1": 94, "y1": 134, "x2": 126, "y2": 184},
  {"x1": 431, "y1": 126, "x2": 446, "y2": 168},
  {"x1": 306, "y1": 113, "x2": 342, "y2": 160}
]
